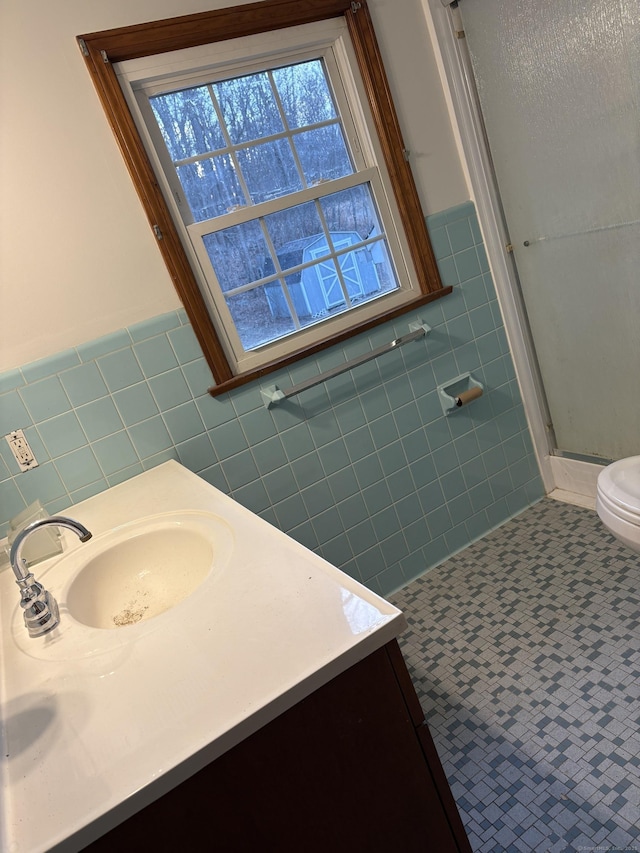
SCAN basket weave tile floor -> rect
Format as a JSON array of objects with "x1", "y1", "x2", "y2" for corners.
[{"x1": 391, "y1": 498, "x2": 640, "y2": 853}]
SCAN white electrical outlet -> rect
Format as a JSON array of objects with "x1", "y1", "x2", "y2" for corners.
[{"x1": 5, "y1": 429, "x2": 38, "y2": 471}]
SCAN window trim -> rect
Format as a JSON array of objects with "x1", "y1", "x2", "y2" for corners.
[{"x1": 78, "y1": 0, "x2": 450, "y2": 396}]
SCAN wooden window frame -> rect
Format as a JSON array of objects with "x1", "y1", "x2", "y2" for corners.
[{"x1": 78, "y1": 0, "x2": 450, "y2": 396}]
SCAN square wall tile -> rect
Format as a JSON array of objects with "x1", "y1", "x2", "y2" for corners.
[
  {"x1": 369, "y1": 413, "x2": 400, "y2": 450},
  {"x1": 55, "y1": 447, "x2": 104, "y2": 492},
  {"x1": 263, "y1": 465, "x2": 299, "y2": 504},
  {"x1": 211, "y1": 420, "x2": 248, "y2": 458},
  {"x1": 128, "y1": 417, "x2": 173, "y2": 459},
  {"x1": 17, "y1": 462, "x2": 67, "y2": 506},
  {"x1": 0, "y1": 390, "x2": 33, "y2": 434},
  {"x1": 0, "y1": 453, "x2": 11, "y2": 481},
  {"x1": 234, "y1": 479, "x2": 271, "y2": 515},
  {"x1": 344, "y1": 426, "x2": 375, "y2": 461},
  {"x1": 198, "y1": 463, "x2": 229, "y2": 492},
  {"x1": 352, "y1": 453, "x2": 384, "y2": 489},
  {"x1": 148, "y1": 369, "x2": 191, "y2": 410},
  {"x1": 436, "y1": 256, "x2": 459, "y2": 288},
  {"x1": 327, "y1": 467, "x2": 360, "y2": 503},
  {"x1": 239, "y1": 408, "x2": 278, "y2": 446},
  {"x1": 229, "y1": 383, "x2": 263, "y2": 417},
  {"x1": 182, "y1": 359, "x2": 214, "y2": 398},
  {"x1": 97, "y1": 349, "x2": 144, "y2": 392},
  {"x1": 337, "y1": 492, "x2": 369, "y2": 527},
  {"x1": 301, "y1": 480, "x2": 334, "y2": 517},
  {"x1": 312, "y1": 506, "x2": 343, "y2": 545},
  {"x1": 175, "y1": 433, "x2": 217, "y2": 471},
  {"x1": 428, "y1": 226, "x2": 452, "y2": 260},
  {"x1": 371, "y1": 506, "x2": 401, "y2": 541},
  {"x1": 37, "y1": 412, "x2": 87, "y2": 457},
  {"x1": 76, "y1": 398, "x2": 124, "y2": 441},
  {"x1": 221, "y1": 449, "x2": 260, "y2": 490},
  {"x1": 362, "y1": 480, "x2": 393, "y2": 516},
  {"x1": 318, "y1": 535, "x2": 354, "y2": 570},
  {"x1": 447, "y1": 218, "x2": 475, "y2": 253},
  {"x1": 196, "y1": 394, "x2": 236, "y2": 430},
  {"x1": 272, "y1": 486, "x2": 309, "y2": 530},
  {"x1": 134, "y1": 336, "x2": 179, "y2": 378},
  {"x1": 291, "y1": 452, "x2": 325, "y2": 490},
  {"x1": 251, "y1": 435, "x2": 288, "y2": 475},
  {"x1": 93, "y1": 431, "x2": 139, "y2": 475},
  {"x1": 386, "y1": 468, "x2": 416, "y2": 502},
  {"x1": 59, "y1": 362, "x2": 108, "y2": 406},
  {"x1": 0, "y1": 370, "x2": 25, "y2": 394},
  {"x1": 317, "y1": 438, "x2": 351, "y2": 477},
  {"x1": 280, "y1": 423, "x2": 316, "y2": 461},
  {"x1": 378, "y1": 441, "x2": 407, "y2": 477},
  {"x1": 360, "y1": 387, "x2": 391, "y2": 421},
  {"x1": 0, "y1": 479, "x2": 27, "y2": 526},
  {"x1": 347, "y1": 519, "x2": 377, "y2": 561},
  {"x1": 19, "y1": 378, "x2": 70, "y2": 423},
  {"x1": 113, "y1": 383, "x2": 158, "y2": 426},
  {"x1": 168, "y1": 324, "x2": 203, "y2": 364}
]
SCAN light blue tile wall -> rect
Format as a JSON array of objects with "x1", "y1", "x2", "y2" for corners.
[{"x1": 0, "y1": 202, "x2": 544, "y2": 595}]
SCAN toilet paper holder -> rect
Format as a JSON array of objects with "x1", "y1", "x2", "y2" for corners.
[{"x1": 438, "y1": 372, "x2": 484, "y2": 415}]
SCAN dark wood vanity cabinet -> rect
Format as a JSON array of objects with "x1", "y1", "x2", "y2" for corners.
[{"x1": 85, "y1": 640, "x2": 471, "y2": 853}]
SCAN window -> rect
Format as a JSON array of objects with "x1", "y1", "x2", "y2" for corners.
[{"x1": 78, "y1": 1, "x2": 450, "y2": 395}]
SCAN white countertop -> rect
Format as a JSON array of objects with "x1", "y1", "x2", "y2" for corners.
[{"x1": 0, "y1": 461, "x2": 405, "y2": 852}]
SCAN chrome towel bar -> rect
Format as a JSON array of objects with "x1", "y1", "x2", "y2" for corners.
[{"x1": 261, "y1": 322, "x2": 431, "y2": 407}]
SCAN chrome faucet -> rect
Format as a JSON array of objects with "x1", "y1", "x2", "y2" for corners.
[{"x1": 9, "y1": 516, "x2": 92, "y2": 638}]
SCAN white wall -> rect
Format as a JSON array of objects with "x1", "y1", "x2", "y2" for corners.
[{"x1": 0, "y1": 0, "x2": 468, "y2": 371}]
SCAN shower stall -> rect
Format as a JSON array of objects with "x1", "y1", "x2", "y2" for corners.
[{"x1": 430, "y1": 0, "x2": 640, "y2": 499}]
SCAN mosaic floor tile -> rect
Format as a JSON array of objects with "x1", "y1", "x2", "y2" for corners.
[{"x1": 391, "y1": 498, "x2": 640, "y2": 853}]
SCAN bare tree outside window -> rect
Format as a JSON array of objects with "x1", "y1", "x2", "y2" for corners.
[{"x1": 150, "y1": 59, "x2": 399, "y2": 351}]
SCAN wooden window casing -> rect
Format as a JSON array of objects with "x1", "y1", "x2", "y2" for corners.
[{"x1": 78, "y1": 0, "x2": 450, "y2": 396}]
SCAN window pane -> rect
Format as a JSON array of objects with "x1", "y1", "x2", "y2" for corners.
[
  {"x1": 293, "y1": 125, "x2": 353, "y2": 186},
  {"x1": 294, "y1": 249, "x2": 372, "y2": 313},
  {"x1": 226, "y1": 283, "x2": 296, "y2": 350},
  {"x1": 150, "y1": 87, "x2": 225, "y2": 160},
  {"x1": 340, "y1": 246, "x2": 389, "y2": 304},
  {"x1": 264, "y1": 201, "x2": 325, "y2": 255},
  {"x1": 214, "y1": 72, "x2": 283, "y2": 144},
  {"x1": 364, "y1": 239, "x2": 399, "y2": 297},
  {"x1": 319, "y1": 184, "x2": 380, "y2": 238},
  {"x1": 177, "y1": 156, "x2": 244, "y2": 221},
  {"x1": 284, "y1": 263, "x2": 349, "y2": 327},
  {"x1": 237, "y1": 139, "x2": 302, "y2": 203},
  {"x1": 202, "y1": 220, "x2": 269, "y2": 292},
  {"x1": 309, "y1": 256, "x2": 346, "y2": 310},
  {"x1": 319, "y1": 186, "x2": 401, "y2": 301},
  {"x1": 272, "y1": 60, "x2": 337, "y2": 129}
]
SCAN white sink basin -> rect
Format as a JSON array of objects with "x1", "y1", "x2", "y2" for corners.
[{"x1": 64, "y1": 511, "x2": 233, "y2": 629}]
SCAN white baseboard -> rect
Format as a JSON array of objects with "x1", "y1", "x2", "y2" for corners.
[{"x1": 547, "y1": 456, "x2": 604, "y2": 510}]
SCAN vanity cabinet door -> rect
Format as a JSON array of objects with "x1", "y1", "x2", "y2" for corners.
[
  {"x1": 385, "y1": 639, "x2": 473, "y2": 853},
  {"x1": 84, "y1": 641, "x2": 470, "y2": 852}
]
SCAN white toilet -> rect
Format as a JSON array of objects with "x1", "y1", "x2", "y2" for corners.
[{"x1": 596, "y1": 455, "x2": 640, "y2": 556}]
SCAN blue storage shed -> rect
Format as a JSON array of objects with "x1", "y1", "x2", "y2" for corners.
[{"x1": 264, "y1": 232, "x2": 382, "y2": 321}]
